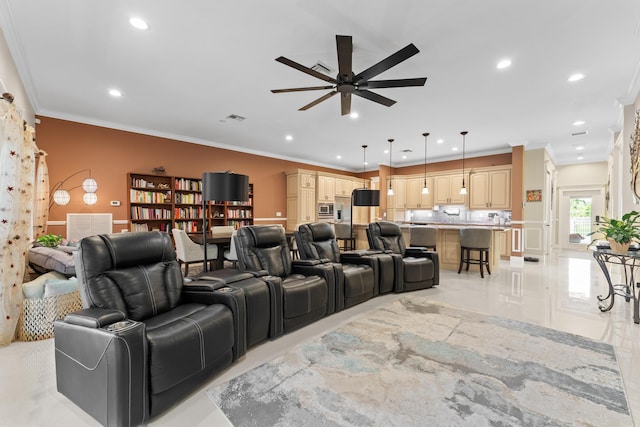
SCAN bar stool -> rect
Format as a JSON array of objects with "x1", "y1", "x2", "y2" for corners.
[
  {"x1": 409, "y1": 226, "x2": 437, "y2": 251},
  {"x1": 458, "y1": 228, "x2": 492, "y2": 278},
  {"x1": 335, "y1": 223, "x2": 356, "y2": 251}
]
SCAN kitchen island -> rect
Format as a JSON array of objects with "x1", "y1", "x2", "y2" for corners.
[{"x1": 351, "y1": 222, "x2": 511, "y2": 272}]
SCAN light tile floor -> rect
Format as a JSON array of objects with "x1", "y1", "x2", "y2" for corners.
[{"x1": 1, "y1": 249, "x2": 639, "y2": 426}]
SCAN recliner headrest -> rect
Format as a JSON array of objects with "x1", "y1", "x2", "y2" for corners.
[
  {"x1": 377, "y1": 221, "x2": 401, "y2": 236},
  {"x1": 307, "y1": 223, "x2": 334, "y2": 241},
  {"x1": 248, "y1": 225, "x2": 284, "y2": 248},
  {"x1": 84, "y1": 231, "x2": 175, "y2": 270}
]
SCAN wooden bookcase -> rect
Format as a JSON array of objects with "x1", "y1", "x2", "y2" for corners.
[{"x1": 128, "y1": 173, "x2": 253, "y2": 233}]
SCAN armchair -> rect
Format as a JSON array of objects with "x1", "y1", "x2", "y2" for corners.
[
  {"x1": 235, "y1": 225, "x2": 334, "y2": 332},
  {"x1": 54, "y1": 231, "x2": 246, "y2": 426},
  {"x1": 367, "y1": 221, "x2": 440, "y2": 291},
  {"x1": 295, "y1": 222, "x2": 375, "y2": 310}
]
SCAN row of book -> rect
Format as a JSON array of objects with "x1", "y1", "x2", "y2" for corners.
[
  {"x1": 175, "y1": 192, "x2": 203, "y2": 204},
  {"x1": 174, "y1": 178, "x2": 202, "y2": 192},
  {"x1": 227, "y1": 219, "x2": 253, "y2": 229},
  {"x1": 130, "y1": 222, "x2": 171, "y2": 232},
  {"x1": 130, "y1": 189, "x2": 170, "y2": 204},
  {"x1": 227, "y1": 208, "x2": 252, "y2": 219},
  {"x1": 131, "y1": 207, "x2": 172, "y2": 220},
  {"x1": 174, "y1": 221, "x2": 201, "y2": 233},
  {"x1": 175, "y1": 206, "x2": 202, "y2": 219}
]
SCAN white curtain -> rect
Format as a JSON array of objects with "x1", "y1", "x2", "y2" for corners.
[
  {"x1": 0, "y1": 97, "x2": 37, "y2": 346},
  {"x1": 33, "y1": 149, "x2": 49, "y2": 237}
]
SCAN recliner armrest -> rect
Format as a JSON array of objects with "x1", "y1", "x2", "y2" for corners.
[
  {"x1": 64, "y1": 308, "x2": 126, "y2": 329},
  {"x1": 292, "y1": 259, "x2": 324, "y2": 267},
  {"x1": 405, "y1": 247, "x2": 434, "y2": 258},
  {"x1": 291, "y1": 262, "x2": 338, "y2": 315}
]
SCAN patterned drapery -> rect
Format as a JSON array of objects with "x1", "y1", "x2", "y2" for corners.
[
  {"x1": 34, "y1": 150, "x2": 49, "y2": 237},
  {"x1": 0, "y1": 97, "x2": 37, "y2": 346}
]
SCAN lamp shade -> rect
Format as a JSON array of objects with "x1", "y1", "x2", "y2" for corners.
[
  {"x1": 353, "y1": 189, "x2": 380, "y2": 206},
  {"x1": 53, "y1": 189, "x2": 70, "y2": 205},
  {"x1": 202, "y1": 172, "x2": 249, "y2": 201},
  {"x1": 82, "y1": 178, "x2": 98, "y2": 193},
  {"x1": 83, "y1": 192, "x2": 98, "y2": 205}
]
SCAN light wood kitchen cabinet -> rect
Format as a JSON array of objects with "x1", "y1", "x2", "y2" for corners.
[
  {"x1": 468, "y1": 169, "x2": 511, "y2": 209},
  {"x1": 406, "y1": 177, "x2": 434, "y2": 209},
  {"x1": 335, "y1": 178, "x2": 353, "y2": 197},
  {"x1": 387, "y1": 177, "x2": 407, "y2": 209},
  {"x1": 317, "y1": 175, "x2": 335, "y2": 202},
  {"x1": 434, "y1": 173, "x2": 466, "y2": 205},
  {"x1": 286, "y1": 170, "x2": 317, "y2": 230},
  {"x1": 497, "y1": 229, "x2": 512, "y2": 259}
]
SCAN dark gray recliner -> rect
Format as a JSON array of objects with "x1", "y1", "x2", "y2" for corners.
[
  {"x1": 367, "y1": 221, "x2": 440, "y2": 291},
  {"x1": 296, "y1": 222, "x2": 376, "y2": 310},
  {"x1": 235, "y1": 225, "x2": 335, "y2": 332},
  {"x1": 54, "y1": 231, "x2": 247, "y2": 427}
]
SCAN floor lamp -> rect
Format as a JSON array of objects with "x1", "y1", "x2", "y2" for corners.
[
  {"x1": 350, "y1": 145, "x2": 380, "y2": 249},
  {"x1": 202, "y1": 172, "x2": 249, "y2": 272}
]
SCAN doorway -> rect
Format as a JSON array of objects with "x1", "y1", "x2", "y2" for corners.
[{"x1": 558, "y1": 188, "x2": 604, "y2": 248}]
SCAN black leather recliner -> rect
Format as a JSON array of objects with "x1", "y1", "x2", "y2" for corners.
[
  {"x1": 367, "y1": 221, "x2": 440, "y2": 291},
  {"x1": 54, "y1": 231, "x2": 247, "y2": 427},
  {"x1": 235, "y1": 225, "x2": 334, "y2": 332},
  {"x1": 295, "y1": 222, "x2": 376, "y2": 310}
]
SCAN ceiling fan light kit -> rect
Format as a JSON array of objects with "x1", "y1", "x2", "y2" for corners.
[{"x1": 272, "y1": 35, "x2": 427, "y2": 116}]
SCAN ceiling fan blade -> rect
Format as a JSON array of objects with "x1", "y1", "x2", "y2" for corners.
[
  {"x1": 353, "y1": 43, "x2": 420, "y2": 83},
  {"x1": 299, "y1": 91, "x2": 338, "y2": 111},
  {"x1": 353, "y1": 89, "x2": 396, "y2": 107},
  {"x1": 340, "y1": 93, "x2": 351, "y2": 116},
  {"x1": 336, "y1": 35, "x2": 353, "y2": 80},
  {"x1": 271, "y1": 85, "x2": 335, "y2": 93},
  {"x1": 276, "y1": 56, "x2": 337, "y2": 84},
  {"x1": 364, "y1": 77, "x2": 427, "y2": 89}
]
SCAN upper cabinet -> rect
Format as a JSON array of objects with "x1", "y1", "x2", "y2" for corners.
[
  {"x1": 434, "y1": 173, "x2": 466, "y2": 205},
  {"x1": 468, "y1": 168, "x2": 511, "y2": 209},
  {"x1": 317, "y1": 175, "x2": 335, "y2": 202},
  {"x1": 335, "y1": 177, "x2": 353, "y2": 197},
  {"x1": 387, "y1": 177, "x2": 407, "y2": 209},
  {"x1": 406, "y1": 176, "x2": 434, "y2": 209},
  {"x1": 286, "y1": 169, "x2": 317, "y2": 230}
]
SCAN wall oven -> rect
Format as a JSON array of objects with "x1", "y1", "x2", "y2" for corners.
[{"x1": 317, "y1": 203, "x2": 334, "y2": 221}]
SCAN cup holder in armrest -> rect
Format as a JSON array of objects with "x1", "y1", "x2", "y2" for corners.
[
  {"x1": 216, "y1": 286, "x2": 233, "y2": 293},
  {"x1": 104, "y1": 320, "x2": 134, "y2": 332}
]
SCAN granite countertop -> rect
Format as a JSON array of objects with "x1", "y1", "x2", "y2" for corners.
[{"x1": 351, "y1": 222, "x2": 511, "y2": 231}]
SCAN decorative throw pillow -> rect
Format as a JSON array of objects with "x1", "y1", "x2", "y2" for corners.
[
  {"x1": 43, "y1": 277, "x2": 78, "y2": 298},
  {"x1": 22, "y1": 271, "x2": 67, "y2": 299}
]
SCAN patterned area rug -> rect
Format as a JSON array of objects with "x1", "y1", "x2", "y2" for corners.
[{"x1": 207, "y1": 297, "x2": 631, "y2": 426}]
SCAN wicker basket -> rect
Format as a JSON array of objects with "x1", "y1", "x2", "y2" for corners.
[{"x1": 17, "y1": 290, "x2": 82, "y2": 341}]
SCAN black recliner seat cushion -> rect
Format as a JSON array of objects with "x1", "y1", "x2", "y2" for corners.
[{"x1": 297, "y1": 223, "x2": 375, "y2": 308}]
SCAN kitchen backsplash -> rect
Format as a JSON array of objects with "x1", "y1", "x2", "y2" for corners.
[{"x1": 406, "y1": 205, "x2": 511, "y2": 224}]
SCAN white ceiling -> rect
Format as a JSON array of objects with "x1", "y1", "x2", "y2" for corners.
[{"x1": 1, "y1": 0, "x2": 640, "y2": 171}]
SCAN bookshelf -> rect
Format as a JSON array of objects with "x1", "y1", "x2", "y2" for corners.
[{"x1": 128, "y1": 173, "x2": 253, "y2": 233}]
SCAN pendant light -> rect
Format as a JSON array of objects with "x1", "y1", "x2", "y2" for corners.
[
  {"x1": 459, "y1": 131, "x2": 468, "y2": 195},
  {"x1": 422, "y1": 132, "x2": 430, "y2": 194},
  {"x1": 387, "y1": 138, "x2": 394, "y2": 196}
]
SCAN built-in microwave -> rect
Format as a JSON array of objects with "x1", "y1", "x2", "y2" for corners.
[{"x1": 318, "y1": 203, "x2": 334, "y2": 217}]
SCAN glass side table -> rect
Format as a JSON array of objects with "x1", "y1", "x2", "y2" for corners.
[{"x1": 592, "y1": 248, "x2": 640, "y2": 324}]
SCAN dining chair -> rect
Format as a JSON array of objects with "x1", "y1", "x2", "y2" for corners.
[{"x1": 172, "y1": 228, "x2": 218, "y2": 276}]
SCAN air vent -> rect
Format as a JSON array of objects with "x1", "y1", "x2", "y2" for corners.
[
  {"x1": 571, "y1": 131, "x2": 588, "y2": 137},
  {"x1": 401, "y1": 149, "x2": 413, "y2": 153},
  {"x1": 226, "y1": 114, "x2": 246, "y2": 122},
  {"x1": 311, "y1": 61, "x2": 333, "y2": 74}
]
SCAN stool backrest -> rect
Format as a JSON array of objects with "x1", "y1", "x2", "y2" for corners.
[
  {"x1": 459, "y1": 228, "x2": 492, "y2": 248},
  {"x1": 410, "y1": 227, "x2": 437, "y2": 248}
]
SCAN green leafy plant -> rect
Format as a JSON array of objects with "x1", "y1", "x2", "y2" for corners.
[
  {"x1": 589, "y1": 211, "x2": 640, "y2": 245},
  {"x1": 36, "y1": 233, "x2": 63, "y2": 248}
]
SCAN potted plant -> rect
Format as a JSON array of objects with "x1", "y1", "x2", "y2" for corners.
[
  {"x1": 589, "y1": 211, "x2": 640, "y2": 253},
  {"x1": 36, "y1": 233, "x2": 63, "y2": 248}
]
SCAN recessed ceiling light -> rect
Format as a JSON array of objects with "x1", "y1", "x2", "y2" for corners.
[
  {"x1": 568, "y1": 73, "x2": 585, "y2": 82},
  {"x1": 497, "y1": 59, "x2": 511, "y2": 69},
  {"x1": 573, "y1": 120, "x2": 585, "y2": 126},
  {"x1": 437, "y1": 139, "x2": 444, "y2": 144},
  {"x1": 402, "y1": 155, "x2": 407, "y2": 159},
  {"x1": 285, "y1": 135, "x2": 293, "y2": 141},
  {"x1": 575, "y1": 145, "x2": 584, "y2": 150},
  {"x1": 384, "y1": 149, "x2": 389, "y2": 154},
  {"x1": 336, "y1": 155, "x2": 342, "y2": 159},
  {"x1": 350, "y1": 112, "x2": 359, "y2": 119},
  {"x1": 364, "y1": 161, "x2": 368, "y2": 165},
  {"x1": 577, "y1": 155, "x2": 584, "y2": 160},
  {"x1": 108, "y1": 89, "x2": 122, "y2": 97},
  {"x1": 129, "y1": 17, "x2": 148, "y2": 30},
  {"x1": 452, "y1": 147, "x2": 458, "y2": 152}
]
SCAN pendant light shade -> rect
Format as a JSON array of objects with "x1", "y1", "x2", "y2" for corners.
[
  {"x1": 459, "y1": 131, "x2": 468, "y2": 195},
  {"x1": 353, "y1": 144, "x2": 380, "y2": 206},
  {"x1": 387, "y1": 138, "x2": 394, "y2": 196},
  {"x1": 422, "y1": 132, "x2": 430, "y2": 195}
]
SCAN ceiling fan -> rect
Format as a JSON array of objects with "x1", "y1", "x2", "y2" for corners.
[{"x1": 271, "y1": 35, "x2": 427, "y2": 116}]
